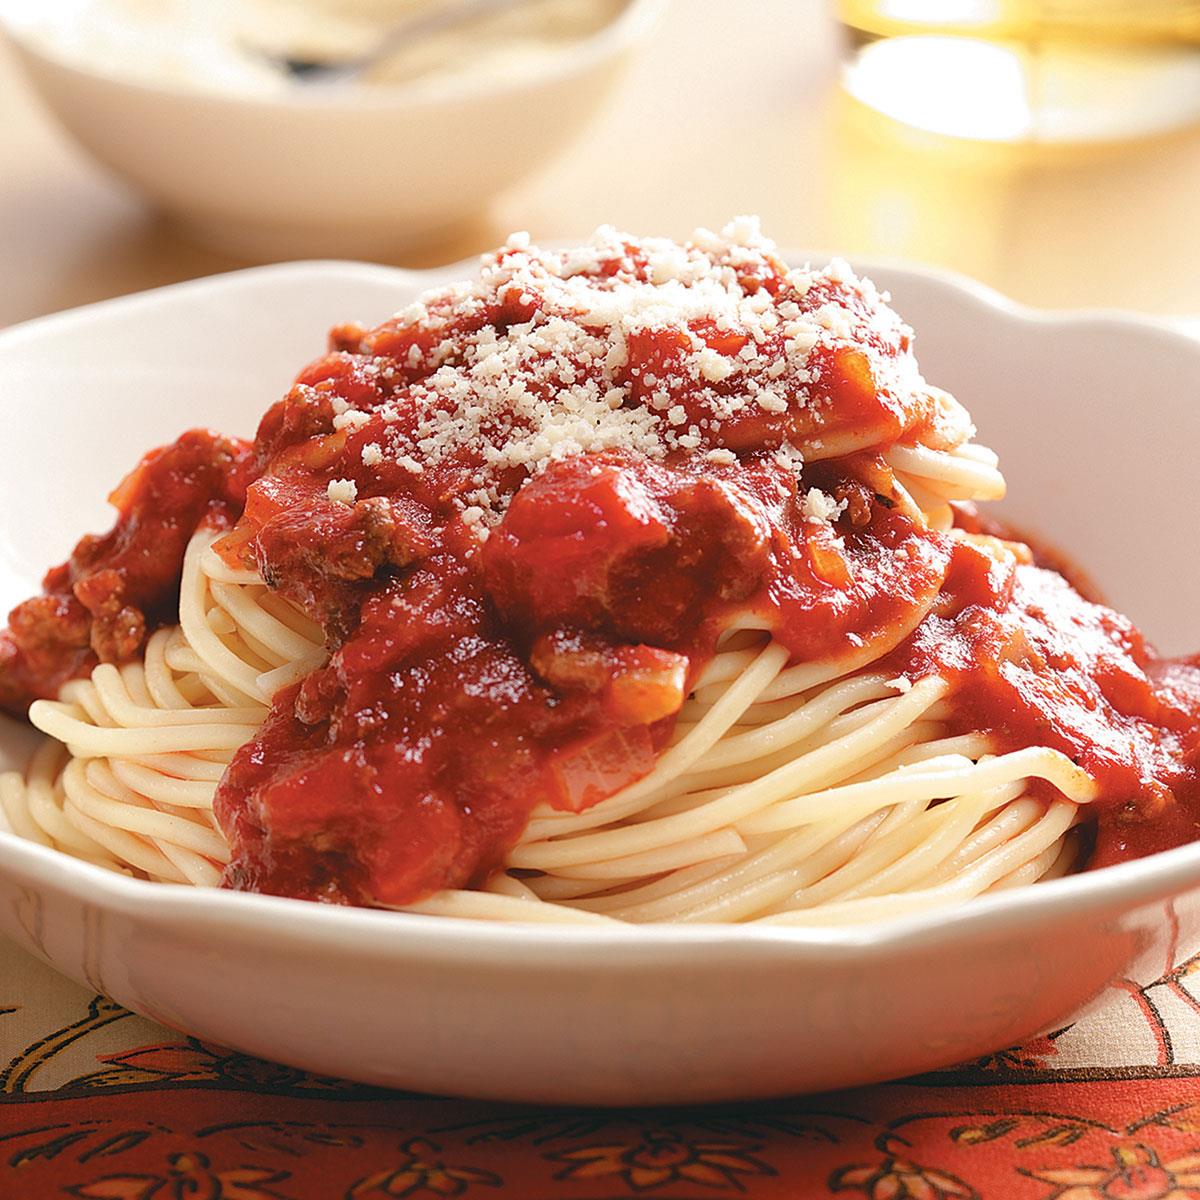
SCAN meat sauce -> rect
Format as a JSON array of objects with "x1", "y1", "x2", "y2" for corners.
[
  {"x1": 217, "y1": 451, "x2": 956, "y2": 904},
  {"x1": 3, "y1": 229, "x2": 1198, "y2": 903},
  {"x1": 0, "y1": 430, "x2": 255, "y2": 715},
  {"x1": 892, "y1": 537, "x2": 1200, "y2": 866}
]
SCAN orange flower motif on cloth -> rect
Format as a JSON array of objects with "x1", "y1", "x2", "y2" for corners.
[
  {"x1": 74, "y1": 1038, "x2": 354, "y2": 1092},
  {"x1": 829, "y1": 1155, "x2": 978, "y2": 1200},
  {"x1": 1021, "y1": 1144, "x2": 1200, "y2": 1200},
  {"x1": 548, "y1": 1130, "x2": 775, "y2": 1191},
  {"x1": 64, "y1": 1150, "x2": 292, "y2": 1200},
  {"x1": 347, "y1": 1137, "x2": 502, "y2": 1198},
  {"x1": 971, "y1": 1034, "x2": 1062, "y2": 1074}
]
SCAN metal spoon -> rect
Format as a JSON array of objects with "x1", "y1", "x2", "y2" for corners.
[{"x1": 256, "y1": 0, "x2": 539, "y2": 84}]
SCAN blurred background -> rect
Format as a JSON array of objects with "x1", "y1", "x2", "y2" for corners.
[{"x1": 2, "y1": 0, "x2": 1199, "y2": 327}]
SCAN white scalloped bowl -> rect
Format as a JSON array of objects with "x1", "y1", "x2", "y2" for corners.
[{"x1": 1, "y1": 259, "x2": 1198, "y2": 1105}]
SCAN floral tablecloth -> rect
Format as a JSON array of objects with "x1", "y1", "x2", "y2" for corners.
[{"x1": 3, "y1": 898, "x2": 1200, "y2": 1200}]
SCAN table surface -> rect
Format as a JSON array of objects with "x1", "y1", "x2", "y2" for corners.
[{"x1": 4, "y1": 0, "x2": 1200, "y2": 331}]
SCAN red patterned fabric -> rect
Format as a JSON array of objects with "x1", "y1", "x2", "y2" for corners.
[{"x1": 3, "y1": 918, "x2": 1200, "y2": 1198}]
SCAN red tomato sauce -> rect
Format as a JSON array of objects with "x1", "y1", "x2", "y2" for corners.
[
  {"x1": 0, "y1": 430, "x2": 255, "y2": 715},
  {"x1": 3, "y1": 232, "x2": 1198, "y2": 904},
  {"x1": 217, "y1": 448, "x2": 959, "y2": 905},
  {"x1": 206, "y1": 235, "x2": 989, "y2": 905},
  {"x1": 892, "y1": 538, "x2": 1200, "y2": 866}
]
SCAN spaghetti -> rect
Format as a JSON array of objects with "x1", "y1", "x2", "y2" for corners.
[
  {"x1": 0, "y1": 519, "x2": 1091, "y2": 924},
  {"x1": 1, "y1": 219, "x2": 1197, "y2": 923}
]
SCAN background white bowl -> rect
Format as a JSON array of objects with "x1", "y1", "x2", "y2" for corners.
[
  {"x1": 0, "y1": 0, "x2": 664, "y2": 260},
  {"x1": 0, "y1": 258, "x2": 1198, "y2": 1105}
]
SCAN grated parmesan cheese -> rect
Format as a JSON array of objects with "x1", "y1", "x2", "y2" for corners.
[
  {"x1": 333, "y1": 409, "x2": 371, "y2": 432},
  {"x1": 327, "y1": 478, "x2": 358, "y2": 506},
  {"x1": 802, "y1": 487, "x2": 848, "y2": 524},
  {"x1": 697, "y1": 348, "x2": 736, "y2": 382},
  {"x1": 330, "y1": 219, "x2": 931, "y2": 528}
]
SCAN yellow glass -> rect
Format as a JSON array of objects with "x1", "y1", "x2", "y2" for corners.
[{"x1": 837, "y1": 0, "x2": 1200, "y2": 142}]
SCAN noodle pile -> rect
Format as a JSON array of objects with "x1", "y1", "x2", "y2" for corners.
[{"x1": 0, "y1": 435, "x2": 1097, "y2": 924}]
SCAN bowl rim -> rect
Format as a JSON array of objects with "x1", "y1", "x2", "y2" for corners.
[
  {"x1": 0, "y1": 0, "x2": 668, "y2": 111},
  {"x1": 3, "y1": 252, "x2": 1200, "y2": 962}
]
